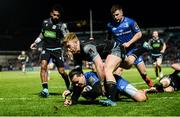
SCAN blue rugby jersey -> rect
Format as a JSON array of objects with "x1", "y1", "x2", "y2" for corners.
[
  {"x1": 107, "y1": 17, "x2": 141, "y2": 51},
  {"x1": 84, "y1": 72, "x2": 100, "y2": 86}
]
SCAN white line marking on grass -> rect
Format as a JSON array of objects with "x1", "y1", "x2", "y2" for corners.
[
  {"x1": 132, "y1": 81, "x2": 146, "y2": 85},
  {"x1": 0, "y1": 97, "x2": 60, "y2": 101},
  {"x1": 132, "y1": 79, "x2": 157, "y2": 86},
  {"x1": 150, "y1": 96, "x2": 180, "y2": 99},
  {"x1": 0, "y1": 97, "x2": 32, "y2": 101}
]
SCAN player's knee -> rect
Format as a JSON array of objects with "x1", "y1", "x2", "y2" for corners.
[
  {"x1": 156, "y1": 62, "x2": 161, "y2": 67},
  {"x1": 133, "y1": 91, "x2": 147, "y2": 102},
  {"x1": 41, "y1": 65, "x2": 47, "y2": 71}
]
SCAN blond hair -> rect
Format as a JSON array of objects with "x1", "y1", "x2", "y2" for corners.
[{"x1": 63, "y1": 32, "x2": 78, "y2": 45}]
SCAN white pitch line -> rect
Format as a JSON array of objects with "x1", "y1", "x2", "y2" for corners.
[
  {"x1": 150, "y1": 96, "x2": 180, "y2": 99},
  {"x1": 0, "y1": 96, "x2": 179, "y2": 101},
  {"x1": 0, "y1": 97, "x2": 61, "y2": 101},
  {"x1": 132, "y1": 79, "x2": 157, "y2": 86},
  {"x1": 0, "y1": 97, "x2": 32, "y2": 100},
  {"x1": 132, "y1": 81, "x2": 146, "y2": 85}
]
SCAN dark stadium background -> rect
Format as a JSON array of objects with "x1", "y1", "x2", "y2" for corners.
[{"x1": 0, "y1": 0, "x2": 180, "y2": 50}]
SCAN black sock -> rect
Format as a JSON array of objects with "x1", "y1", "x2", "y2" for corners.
[
  {"x1": 155, "y1": 66, "x2": 158, "y2": 77},
  {"x1": 61, "y1": 73, "x2": 70, "y2": 89},
  {"x1": 159, "y1": 66, "x2": 162, "y2": 73},
  {"x1": 141, "y1": 74, "x2": 153, "y2": 87},
  {"x1": 42, "y1": 83, "x2": 48, "y2": 89},
  {"x1": 106, "y1": 81, "x2": 117, "y2": 101}
]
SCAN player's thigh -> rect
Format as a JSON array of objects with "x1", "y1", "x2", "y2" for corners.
[
  {"x1": 132, "y1": 90, "x2": 147, "y2": 102},
  {"x1": 156, "y1": 57, "x2": 162, "y2": 66},
  {"x1": 52, "y1": 50, "x2": 65, "y2": 68},
  {"x1": 48, "y1": 63, "x2": 55, "y2": 69},
  {"x1": 105, "y1": 54, "x2": 121, "y2": 71}
]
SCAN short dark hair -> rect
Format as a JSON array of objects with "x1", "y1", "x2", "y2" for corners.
[
  {"x1": 68, "y1": 68, "x2": 84, "y2": 80},
  {"x1": 111, "y1": 4, "x2": 122, "y2": 14},
  {"x1": 51, "y1": 4, "x2": 63, "y2": 14}
]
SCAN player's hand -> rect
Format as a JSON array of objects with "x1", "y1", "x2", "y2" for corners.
[
  {"x1": 122, "y1": 42, "x2": 130, "y2": 48},
  {"x1": 160, "y1": 51, "x2": 164, "y2": 54},
  {"x1": 62, "y1": 90, "x2": 71, "y2": 99},
  {"x1": 30, "y1": 43, "x2": 37, "y2": 50},
  {"x1": 64, "y1": 99, "x2": 72, "y2": 106}
]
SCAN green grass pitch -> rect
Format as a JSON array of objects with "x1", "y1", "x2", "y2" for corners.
[{"x1": 0, "y1": 67, "x2": 179, "y2": 116}]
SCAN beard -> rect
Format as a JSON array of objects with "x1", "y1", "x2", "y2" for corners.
[{"x1": 52, "y1": 18, "x2": 60, "y2": 24}]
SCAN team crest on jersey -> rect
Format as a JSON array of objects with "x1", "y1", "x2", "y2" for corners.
[
  {"x1": 52, "y1": 25, "x2": 57, "y2": 29},
  {"x1": 124, "y1": 22, "x2": 129, "y2": 27},
  {"x1": 88, "y1": 48, "x2": 95, "y2": 54},
  {"x1": 41, "y1": 50, "x2": 46, "y2": 54},
  {"x1": 44, "y1": 20, "x2": 48, "y2": 23}
]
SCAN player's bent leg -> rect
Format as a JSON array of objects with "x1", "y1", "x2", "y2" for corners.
[
  {"x1": 157, "y1": 58, "x2": 163, "y2": 78},
  {"x1": 58, "y1": 67, "x2": 70, "y2": 89},
  {"x1": 136, "y1": 61, "x2": 154, "y2": 87},
  {"x1": 22, "y1": 64, "x2": 26, "y2": 73},
  {"x1": 124, "y1": 84, "x2": 147, "y2": 102},
  {"x1": 120, "y1": 56, "x2": 135, "y2": 69},
  {"x1": 132, "y1": 90, "x2": 147, "y2": 102},
  {"x1": 40, "y1": 60, "x2": 49, "y2": 97},
  {"x1": 115, "y1": 75, "x2": 147, "y2": 102}
]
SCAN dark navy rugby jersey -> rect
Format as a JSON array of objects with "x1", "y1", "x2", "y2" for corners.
[{"x1": 41, "y1": 18, "x2": 69, "y2": 49}]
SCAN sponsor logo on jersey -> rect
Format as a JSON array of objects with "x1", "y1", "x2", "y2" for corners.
[
  {"x1": 124, "y1": 22, "x2": 129, "y2": 27},
  {"x1": 44, "y1": 30, "x2": 56, "y2": 38},
  {"x1": 52, "y1": 25, "x2": 57, "y2": 29},
  {"x1": 152, "y1": 43, "x2": 160, "y2": 48},
  {"x1": 88, "y1": 48, "x2": 95, "y2": 54}
]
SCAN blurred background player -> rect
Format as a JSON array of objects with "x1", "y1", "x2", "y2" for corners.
[
  {"x1": 17, "y1": 51, "x2": 29, "y2": 73},
  {"x1": 148, "y1": 30, "x2": 166, "y2": 80},
  {"x1": 30, "y1": 4, "x2": 70, "y2": 97}
]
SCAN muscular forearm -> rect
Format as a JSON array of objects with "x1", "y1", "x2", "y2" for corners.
[
  {"x1": 161, "y1": 43, "x2": 166, "y2": 53},
  {"x1": 128, "y1": 32, "x2": 142, "y2": 45}
]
